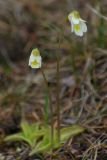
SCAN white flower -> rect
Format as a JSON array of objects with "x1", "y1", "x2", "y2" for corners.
[
  {"x1": 68, "y1": 11, "x2": 87, "y2": 37},
  {"x1": 29, "y1": 48, "x2": 42, "y2": 69}
]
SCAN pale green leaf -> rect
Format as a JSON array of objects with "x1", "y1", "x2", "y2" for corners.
[
  {"x1": 30, "y1": 130, "x2": 51, "y2": 155},
  {"x1": 61, "y1": 125, "x2": 84, "y2": 143}
]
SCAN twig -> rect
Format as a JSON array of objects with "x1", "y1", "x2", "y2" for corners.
[{"x1": 87, "y1": 4, "x2": 107, "y2": 21}]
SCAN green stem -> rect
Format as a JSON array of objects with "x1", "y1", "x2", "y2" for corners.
[
  {"x1": 56, "y1": 36, "x2": 61, "y2": 143},
  {"x1": 41, "y1": 68, "x2": 54, "y2": 148},
  {"x1": 44, "y1": 90, "x2": 49, "y2": 125}
]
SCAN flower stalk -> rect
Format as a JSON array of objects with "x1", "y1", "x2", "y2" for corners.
[
  {"x1": 56, "y1": 36, "x2": 61, "y2": 143},
  {"x1": 41, "y1": 67, "x2": 54, "y2": 148}
]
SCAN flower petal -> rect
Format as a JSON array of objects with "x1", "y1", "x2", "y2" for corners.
[
  {"x1": 29, "y1": 54, "x2": 36, "y2": 62},
  {"x1": 73, "y1": 24, "x2": 83, "y2": 36},
  {"x1": 68, "y1": 13, "x2": 80, "y2": 24},
  {"x1": 71, "y1": 16, "x2": 80, "y2": 24},
  {"x1": 80, "y1": 18, "x2": 86, "y2": 22},
  {"x1": 32, "y1": 48, "x2": 40, "y2": 56},
  {"x1": 30, "y1": 57, "x2": 42, "y2": 68},
  {"x1": 74, "y1": 29, "x2": 83, "y2": 36},
  {"x1": 70, "y1": 23, "x2": 74, "y2": 32},
  {"x1": 80, "y1": 21, "x2": 87, "y2": 33}
]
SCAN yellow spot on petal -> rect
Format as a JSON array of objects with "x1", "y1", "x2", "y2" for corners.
[
  {"x1": 74, "y1": 24, "x2": 80, "y2": 31},
  {"x1": 31, "y1": 60, "x2": 40, "y2": 67},
  {"x1": 32, "y1": 49, "x2": 40, "y2": 56}
]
